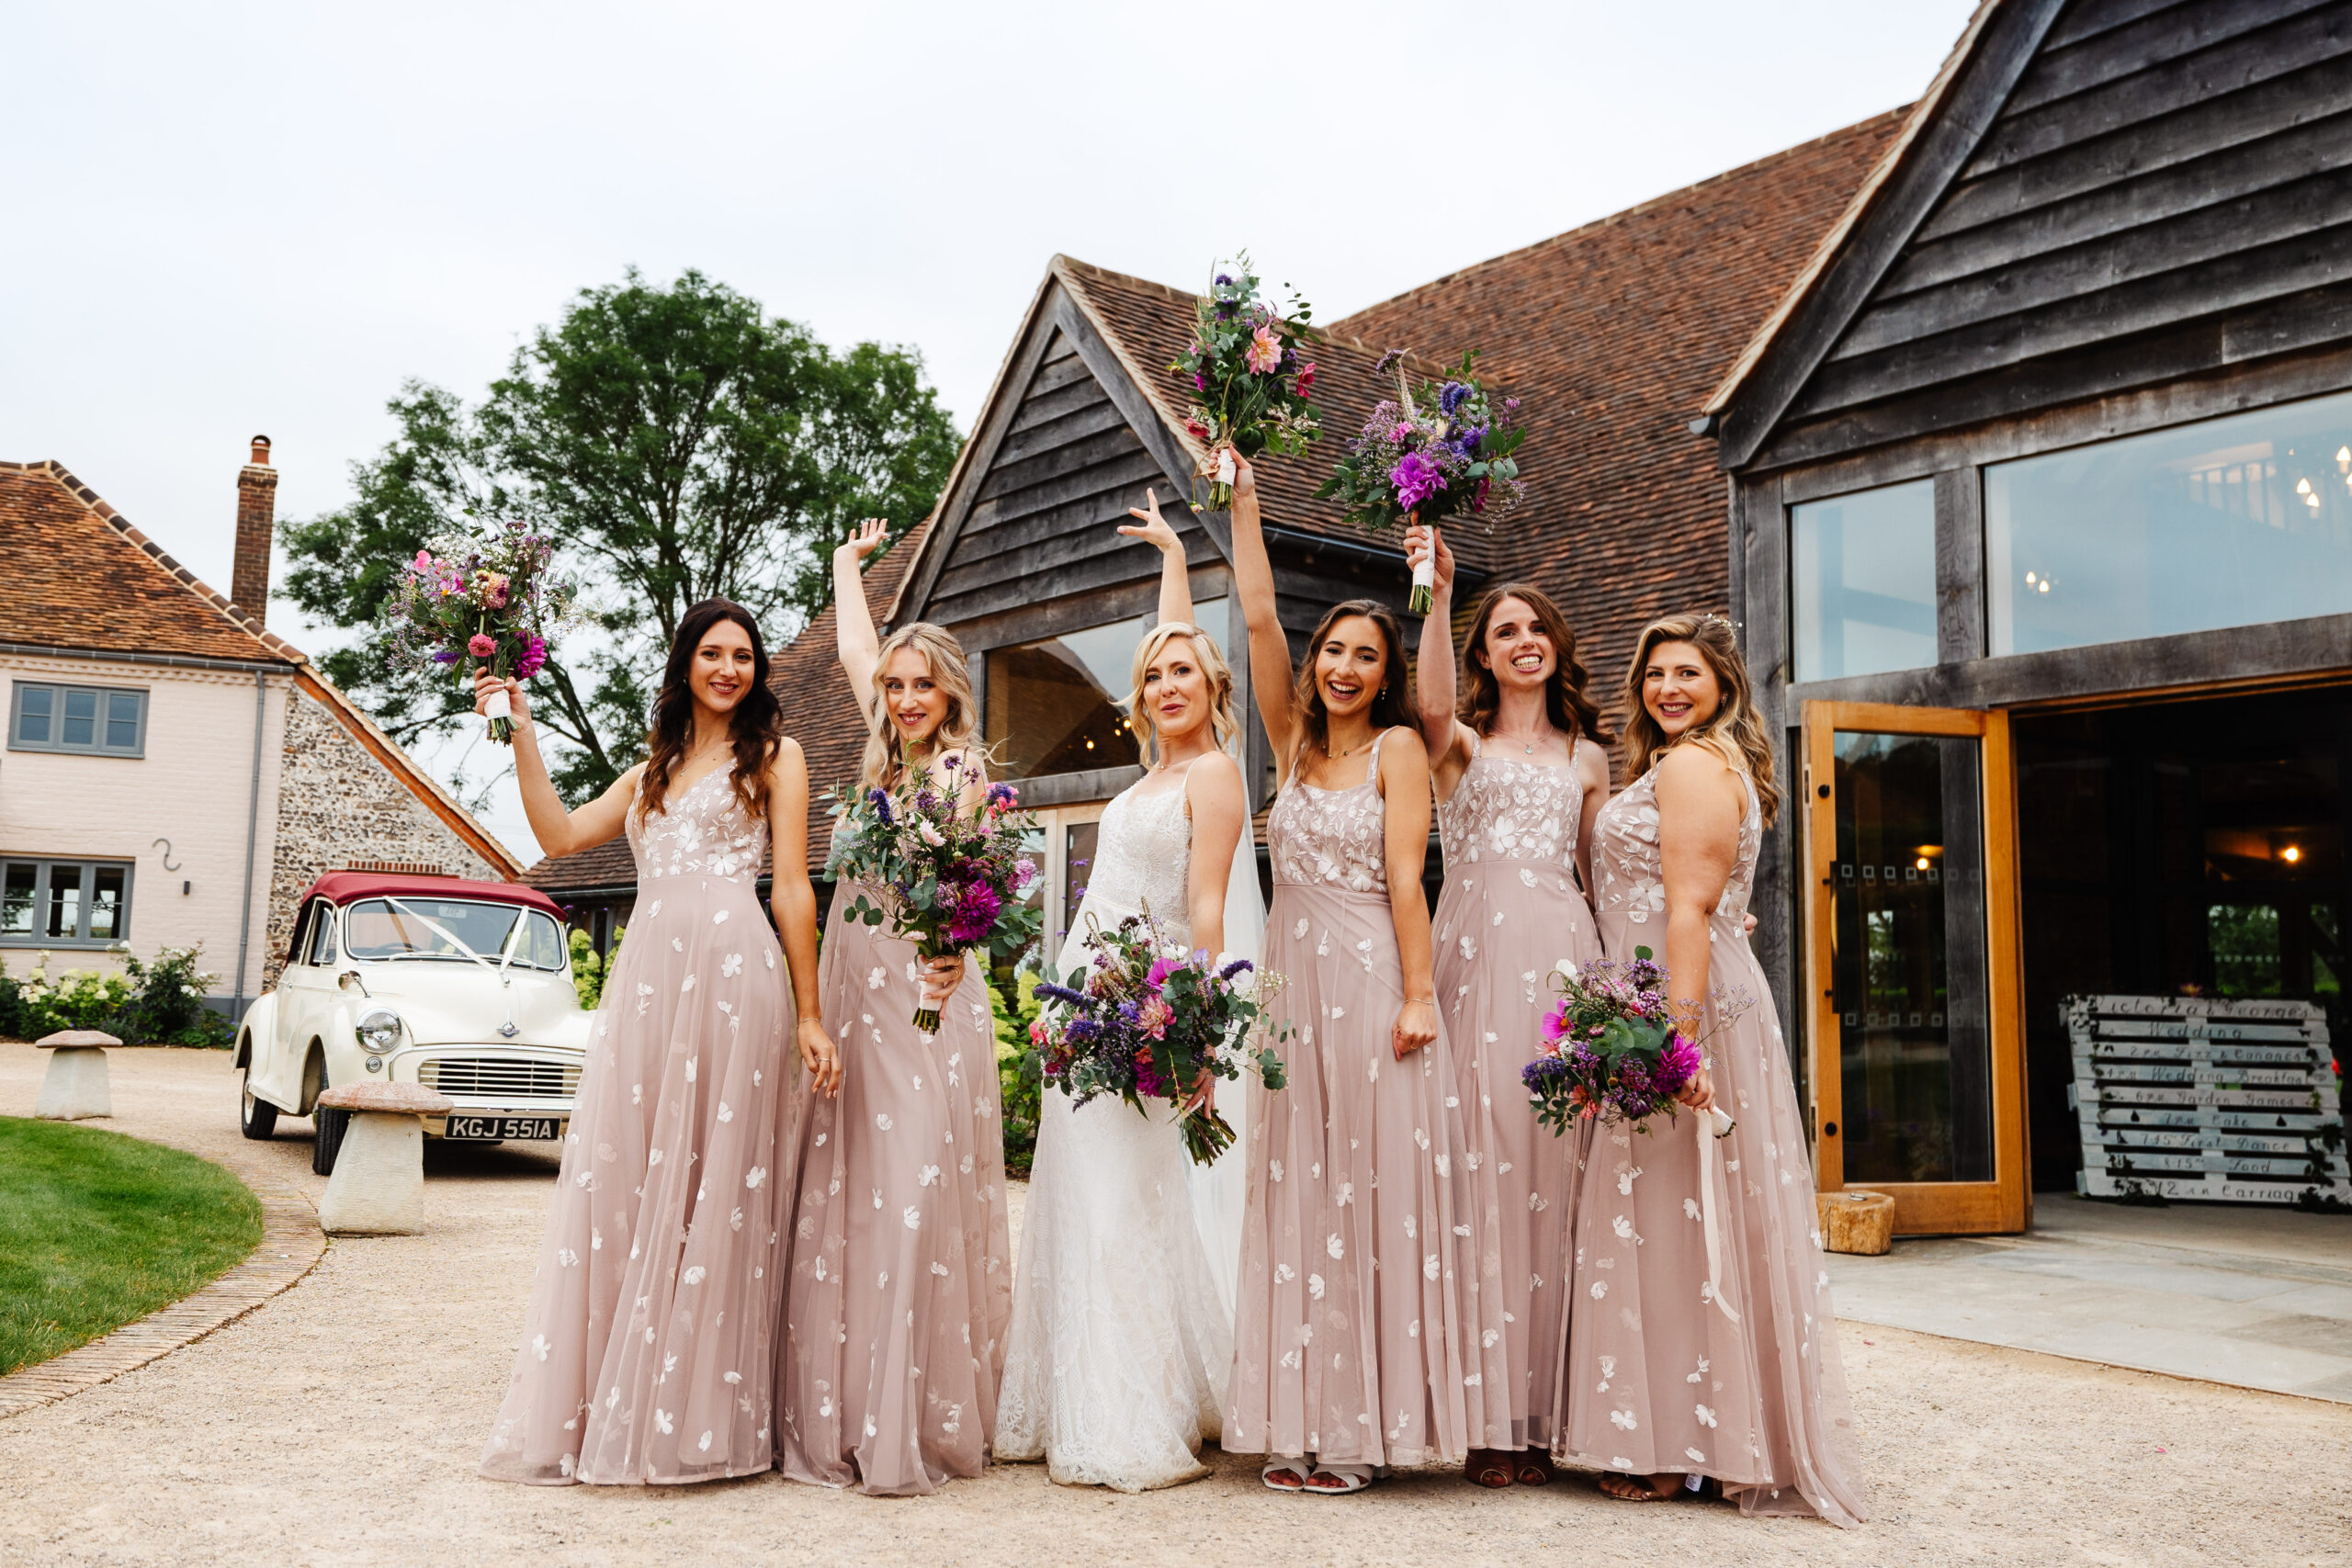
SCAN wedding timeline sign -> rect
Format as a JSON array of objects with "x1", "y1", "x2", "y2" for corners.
[{"x1": 2065, "y1": 994, "x2": 2349, "y2": 1205}]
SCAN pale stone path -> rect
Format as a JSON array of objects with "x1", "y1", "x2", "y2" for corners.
[{"x1": 3, "y1": 1044, "x2": 2349, "y2": 1566}]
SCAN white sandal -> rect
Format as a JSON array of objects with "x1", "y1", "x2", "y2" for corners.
[
  {"x1": 1302, "y1": 1462, "x2": 1375, "y2": 1495},
  {"x1": 1261, "y1": 1460, "x2": 1311, "y2": 1492}
]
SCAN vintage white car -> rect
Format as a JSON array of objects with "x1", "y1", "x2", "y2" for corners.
[{"x1": 235, "y1": 872, "x2": 594, "y2": 1174}]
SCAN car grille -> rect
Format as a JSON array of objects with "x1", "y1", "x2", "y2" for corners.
[{"x1": 419, "y1": 1056, "x2": 580, "y2": 1100}]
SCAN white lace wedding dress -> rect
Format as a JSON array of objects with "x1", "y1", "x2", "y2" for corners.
[{"x1": 995, "y1": 772, "x2": 1262, "y2": 1490}]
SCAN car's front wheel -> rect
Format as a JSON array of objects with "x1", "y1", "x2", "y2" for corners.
[
  {"x1": 311, "y1": 1060, "x2": 349, "y2": 1177},
  {"x1": 240, "y1": 1071, "x2": 277, "y2": 1141}
]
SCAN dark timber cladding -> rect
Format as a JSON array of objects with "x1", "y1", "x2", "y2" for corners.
[{"x1": 1717, "y1": 0, "x2": 2352, "y2": 473}]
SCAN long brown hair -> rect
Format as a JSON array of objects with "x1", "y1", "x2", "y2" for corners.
[
  {"x1": 858, "y1": 621, "x2": 980, "y2": 788},
  {"x1": 1458, "y1": 582, "x2": 1612, "y2": 746},
  {"x1": 1619, "y1": 611, "x2": 1780, "y2": 826},
  {"x1": 639, "y1": 598, "x2": 783, "y2": 826},
  {"x1": 1291, "y1": 598, "x2": 1412, "y2": 762}
]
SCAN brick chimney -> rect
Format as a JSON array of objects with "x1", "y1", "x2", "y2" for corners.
[{"x1": 232, "y1": 434, "x2": 276, "y2": 627}]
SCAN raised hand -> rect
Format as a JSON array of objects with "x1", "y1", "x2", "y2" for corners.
[
  {"x1": 472, "y1": 668, "x2": 529, "y2": 725},
  {"x1": 838, "y1": 516, "x2": 889, "y2": 565},
  {"x1": 1402, "y1": 523, "x2": 1455, "y2": 611},
  {"x1": 1118, "y1": 488, "x2": 1182, "y2": 554}
]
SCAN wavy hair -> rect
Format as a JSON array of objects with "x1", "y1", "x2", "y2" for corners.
[
  {"x1": 858, "y1": 621, "x2": 980, "y2": 789},
  {"x1": 1620, "y1": 611, "x2": 1780, "y2": 826},
  {"x1": 1458, "y1": 581, "x2": 1612, "y2": 747},
  {"x1": 1292, "y1": 599, "x2": 1412, "y2": 762},
  {"x1": 1126, "y1": 622, "x2": 1239, "y2": 767},
  {"x1": 638, "y1": 598, "x2": 782, "y2": 827}
]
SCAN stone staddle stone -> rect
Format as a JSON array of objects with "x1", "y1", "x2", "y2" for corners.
[
  {"x1": 314, "y1": 1081, "x2": 455, "y2": 1235},
  {"x1": 34, "y1": 1030, "x2": 120, "y2": 1121}
]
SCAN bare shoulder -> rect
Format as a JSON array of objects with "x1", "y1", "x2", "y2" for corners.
[
  {"x1": 1654, "y1": 741, "x2": 1747, "y2": 813},
  {"x1": 1576, "y1": 735, "x2": 1613, "y2": 795},
  {"x1": 1378, "y1": 724, "x2": 1431, "y2": 768},
  {"x1": 766, "y1": 736, "x2": 808, "y2": 782},
  {"x1": 1186, "y1": 748, "x2": 1245, "y2": 795}
]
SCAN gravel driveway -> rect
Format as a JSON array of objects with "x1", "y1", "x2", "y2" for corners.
[{"x1": 2, "y1": 1043, "x2": 2347, "y2": 1566}]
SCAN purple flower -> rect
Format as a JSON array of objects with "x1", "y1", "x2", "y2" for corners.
[
  {"x1": 944, "y1": 880, "x2": 1001, "y2": 945},
  {"x1": 1439, "y1": 381, "x2": 1472, "y2": 417},
  {"x1": 1390, "y1": 452, "x2": 1447, "y2": 511},
  {"x1": 1216, "y1": 956, "x2": 1254, "y2": 982},
  {"x1": 431, "y1": 649, "x2": 459, "y2": 664}
]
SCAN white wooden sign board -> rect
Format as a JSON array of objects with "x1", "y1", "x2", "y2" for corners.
[{"x1": 2065, "y1": 993, "x2": 2349, "y2": 1204}]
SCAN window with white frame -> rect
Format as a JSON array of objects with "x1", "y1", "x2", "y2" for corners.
[
  {"x1": 9, "y1": 682, "x2": 148, "y2": 756},
  {"x1": 1, "y1": 858, "x2": 133, "y2": 945}
]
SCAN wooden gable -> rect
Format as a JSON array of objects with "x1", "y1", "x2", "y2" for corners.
[{"x1": 1713, "y1": 0, "x2": 2352, "y2": 472}]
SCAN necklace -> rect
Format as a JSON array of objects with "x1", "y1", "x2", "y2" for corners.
[
  {"x1": 1323, "y1": 730, "x2": 1371, "y2": 760},
  {"x1": 1494, "y1": 723, "x2": 1553, "y2": 756}
]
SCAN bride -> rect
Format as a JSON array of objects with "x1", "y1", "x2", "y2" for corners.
[{"x1": 995, "y1": 493, "x2": 1264, "y2": 1491}]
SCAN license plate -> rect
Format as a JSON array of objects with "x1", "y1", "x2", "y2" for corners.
[{"x1": 442, "y1": 1114, "x2": 564, "y2": 1142}]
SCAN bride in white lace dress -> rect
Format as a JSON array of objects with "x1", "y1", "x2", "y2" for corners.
[{"x1": 996, "y1": 496, "x2": 1265, "y2": 1492}]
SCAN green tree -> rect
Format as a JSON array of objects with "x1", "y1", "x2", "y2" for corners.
[{"x1": 282, "y1": 268, "x2": 959, "y2": 800}]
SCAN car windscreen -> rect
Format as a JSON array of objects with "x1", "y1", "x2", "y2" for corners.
[{"x1": 341, "y1": 897, "x2": 568, "y2": 971}]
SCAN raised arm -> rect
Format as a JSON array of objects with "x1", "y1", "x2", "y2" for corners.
[
  {"x1": 1378, "y1": 726, "x2": 1441, "y2": 1062},
  {"x1": 1403, "y1": 523, "x2": 1472, "y2": 791},
  {"x1": 1653, "y1": 743, "x2": 1745, "y2": 1112},
  {"x1": 1119, "y1": 488, "x2": 1197, "y2": 628},
  {"x1": 473, "y1": 670, "x2": 639, "y2": 859},
  {"x1": 834, "y1": 518, "x2": 889, "y2": 715},
  {"x1": 1227, "y1": 457, "x2": 1300, "y2": 762},
  {"x1": 764, "y1": 738, "x2": 840, "y2": 1095}
]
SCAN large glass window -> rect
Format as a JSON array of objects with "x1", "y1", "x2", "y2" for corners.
[
  {"x1": 1986, "y1": 389, "x2": 2352, "y2": 657},
  {"x1": 0, "y1": 858, "x2": 134, "y2": 946},
  {"x1": 341, "y1": 897, "x2": 568, "y2": 971},
  {"x1": 984, "y1": 599, "x2": 1228, "y2": 780},
  {"x1": 1791, "y1": 479, "x2": 1938, "y2": 682}
]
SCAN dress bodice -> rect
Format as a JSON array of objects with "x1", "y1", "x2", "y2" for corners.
[
  {"x1": 1436, "y1": 735, "x2": 1594, "y2": 873},
  {"x1": 1588, "y1": 754, "x2": 1761, "y2": 925},
  {"x1": 1267, "y1": 730, "x2": 1393, "y2": 895},
  {"x1": 1080, "y1": 781, "x2": 1193, "y2": 940},
  {"x1": 628, "y1": 764, "x2": 770, "y2": 886}
]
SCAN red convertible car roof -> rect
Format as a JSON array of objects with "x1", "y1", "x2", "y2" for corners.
[{"x1": 297, "y1": 871, "x2": 565, "y2": 921}]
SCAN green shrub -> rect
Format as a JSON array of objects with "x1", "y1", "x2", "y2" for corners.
[
  {"x1": 569, "y1": 925, "x2": 623, "y2": 1010},
  {"x1": 117, "y1": 945, "x2": 232, "y2": 1047},
  {"x1": 10, "y1": 956, "x2": 131, "y2": 1036},
  {"x1": 989, "y1": 966, "x2": 1043, "y2": 1176}
]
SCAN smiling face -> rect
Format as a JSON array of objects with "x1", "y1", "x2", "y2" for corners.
[
  {"x1": 1478, "y1": 594, "x2": 1556, "y2": 693},
  {"x1": 1642, "y1": 638, "x2": 1724, "y2": 741},
  {"x1": 1315, "y1": 614, "x2": 1389, "y2": 721},
  {"x1": 881, "y1": 646, "x2": 949, "y2": 745},
  {"x1": 688, "y1": 618, "x2": 758, "y2": 717},
  {"x1": 1141, "y1": 632, "x2": 1215, "y2": 750}
]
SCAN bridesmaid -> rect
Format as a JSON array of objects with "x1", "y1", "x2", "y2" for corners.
[
  {"x1": 1558, "y1": 613, "x2": 1867, "y2": 1526},
  {"x1": 1406, "y1": 525, "x2": 1610, "y2": 1488},
  {"x1": 479, "y1": 599, "x2": 831, "y2": 1484},
  {"x1": 774, "y1": 519, "x2": 1013, "y2": 1496},
  {"x1": 1224, "y1": 456, "x2": 1498, "y2": 1495}
]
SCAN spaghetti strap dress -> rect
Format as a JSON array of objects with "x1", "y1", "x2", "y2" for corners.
[
  {"x1": 480, "y1": 764, "x2": 794, "y2": 1485},
  {"x1": 1556, "y1": 761, "x2": 1868, "y2": 1526},
  {"x1": 1432, "y1": 733, "x2": 1606, "y2": 1452},
  {"x1": 1225, "y1": 728, "x2": 1498, "y2": 1471}
]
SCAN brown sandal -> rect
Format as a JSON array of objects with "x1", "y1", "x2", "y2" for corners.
[
  {"x1": 1516, "y1": 1450, "x2": 1556, "y2": 1486},
  {"x1": 1598, "y1": 1472, "x2": 1682, "y2": 1502},
  {"x1": 1466, "y1": 1449, "x2": 1512, "y2": 1489}
]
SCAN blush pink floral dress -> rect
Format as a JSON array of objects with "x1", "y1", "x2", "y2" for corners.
[
  {"x1": 480, "y1": 764, "x2": 793, "y2": 1485},
  {"x1": 1225, "y1": 729, "x2": 1503, "y2": 1472},
  {"x1": 772, "y1": 778, "x2": 1012, "y2": 1496},
  {"x1": 1432, "y1": 734, "x2": 1606, "y2": 1453},
  {"x1": 1555, "y1": 759, "x2": 1867, "y2": 1525}
]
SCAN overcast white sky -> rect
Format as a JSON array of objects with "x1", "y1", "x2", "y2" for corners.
[{"x1": 3, "y1": 0, "x2": 1973, "y2": 862}]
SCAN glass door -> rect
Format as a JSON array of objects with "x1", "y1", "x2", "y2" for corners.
[{"x1": 1802, "y1": 701, "x2": 2028, "y2": 1235}]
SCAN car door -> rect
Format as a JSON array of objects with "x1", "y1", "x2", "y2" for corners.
[{"x1": 270, "y1": 900, "x2": 338, "y2": 1109}]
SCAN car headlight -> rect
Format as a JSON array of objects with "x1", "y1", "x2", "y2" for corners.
[{"x1": 356, "y1": 1007, "x2": 403, "y2": 1053}]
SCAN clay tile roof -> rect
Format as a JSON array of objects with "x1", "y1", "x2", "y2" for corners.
[
  {"x1": 0, "y1": 460, "x2": 303, "y2": 664},
  {"x1": 1330, "y1": 108, "x2": 1908, "y2": 682},
  {"x1": 1052, "y1": 258, "x2": 1492, "y2": 572},
  {"x1": 525, "y1": 517, "x2": 933, "y2": 897}
]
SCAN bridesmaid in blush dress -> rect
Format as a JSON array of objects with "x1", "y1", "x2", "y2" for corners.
[
  {"x1": 1223, "y1": 457, "x2": 1489, "y2": 1495},
  {"x1": 1559, "y1": 613, "x2": 1866, "y2": 1527},
  {"x1": 774, "y1": 519, "x2": 1012, "y2": 1497},
  {"x1": 1406, "y1": 526, "x2": 1611, "y2": 1487},
  {"x1": 479, "y1": 599, "x2": 832, "y2": 1485}
]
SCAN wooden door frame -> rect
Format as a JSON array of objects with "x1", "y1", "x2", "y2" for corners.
[{"x1": 1801, "y1": 700, "x2": 2030, "y2": 1235}]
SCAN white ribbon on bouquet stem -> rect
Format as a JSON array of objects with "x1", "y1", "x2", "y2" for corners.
[{"x1": 1696, "y1": 1103, "x2": 1741, "y2": 1325}]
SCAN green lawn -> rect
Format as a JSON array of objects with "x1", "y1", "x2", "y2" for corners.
[{"x1": 0, "y1": 1118, "x2": 264, "y2": 1376}]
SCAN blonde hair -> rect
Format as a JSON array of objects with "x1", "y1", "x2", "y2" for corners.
[
  {"x1": 859, "y1": 621, "x2": 980, "y2": 788},
  {"x1": 1125, "y1": 622, "x2": 1239, "y2": 766},
  {"x1": 1620, "y1": 612, "x2": 1781, "y2": 826}
]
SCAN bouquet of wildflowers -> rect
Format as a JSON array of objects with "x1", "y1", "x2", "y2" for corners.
[
  {"x1": 1031, "y1": 908, "x2": 1288, "y2": 1166},
  {"x1": 1170, "y1": 254, "x2": 1320, "y2": 511},
  {"x1": 827, "y1": 759, "x2": 1046, "y2": 1033},
  {"x1": 1522, "y1": 947, "x2": 1742, "y2": 1136},
  {"x1": 1317, "y1": 350, "x2": 1526, "y2": 614},
  {"x1": 384, "y1": 521, "x2": 576, "y2": 743}
]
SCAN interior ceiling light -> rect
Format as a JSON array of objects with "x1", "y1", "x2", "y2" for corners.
[{"x1": 2283, "y1": 845, "x2": 2303, "y2": 863}]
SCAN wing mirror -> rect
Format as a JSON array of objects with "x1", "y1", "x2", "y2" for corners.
[{"x1": 338, "y1": 970, "x2": 369, "y2": 998}]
